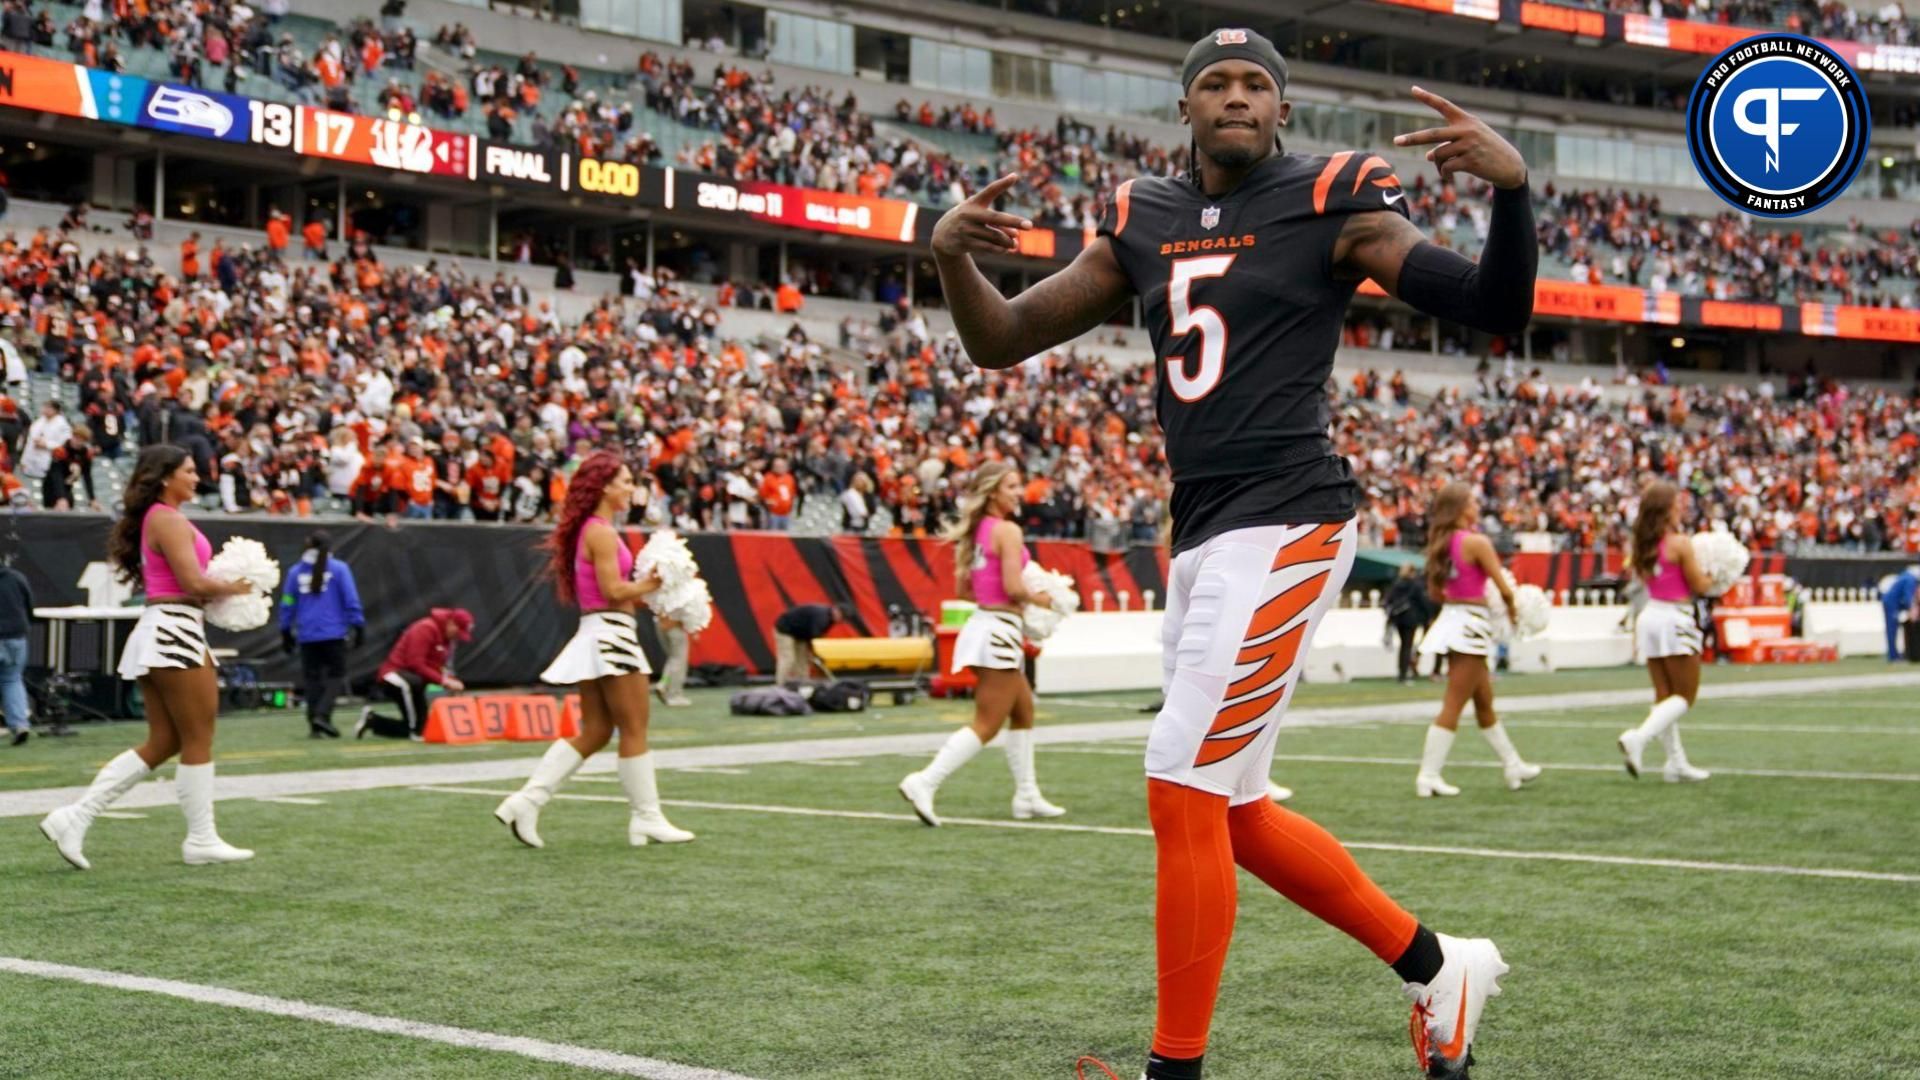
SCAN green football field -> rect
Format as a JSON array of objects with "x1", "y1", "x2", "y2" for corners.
[{"x1": 1, "y1": 661, "x2": 1916, "y2": 1079}]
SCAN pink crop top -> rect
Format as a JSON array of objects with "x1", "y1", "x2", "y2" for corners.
[
  {"x1": 574, "y1": 517, "x2": 633, "y2": 610},
  {"x1": 971, "y1": 516, "x2": 1029, "y2": 609},
  {"x1": 1646, "y1": 536, "x2": 1691, "y2": 602},
  {"x1": 1442, "y1": 530, "x2": 1491, "y2": 603},
  {"x1": 143, "y1": 502, "x2": 210, "y2": 602}
]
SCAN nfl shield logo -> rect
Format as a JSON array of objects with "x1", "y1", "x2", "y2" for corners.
[{"x1": 1200, "y1": 206, "x2": 1221, "y2": 230}]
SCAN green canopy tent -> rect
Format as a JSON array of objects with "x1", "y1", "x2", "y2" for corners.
[{"x1": 1349, "y1": 548, "x2": 1425, "y2": 588}]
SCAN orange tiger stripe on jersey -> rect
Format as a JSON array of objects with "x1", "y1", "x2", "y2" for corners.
[
  {"x1": 1312, "y1": 151, "x2": 1355, "y2": 215},
  {"x1": 1351, "y1": 155, "x2": 1400, "y2": 194},
  {"x1": 1113, "y1": 179, "x2": 1136, "y2": 236},
  {"x1": 1202, "y1": 685, "x2": 1287, "y2": 742}
]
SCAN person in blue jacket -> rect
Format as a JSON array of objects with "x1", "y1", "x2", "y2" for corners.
[
  {"x1": 279, "y1": 531, "x2": 365, "y2": 737},
  {"x1": 1882, "y1": 567, "x2": 1920, "y2": 662}
]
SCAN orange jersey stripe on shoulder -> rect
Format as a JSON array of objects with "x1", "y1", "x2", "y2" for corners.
[
  {"x1": 1352, "y1": 155, "x2": 1396, "y2": 194},
  {"x1": 1312, "y1": 151, "x2": 1355, "y2": 216},
  {"x1": 1113, "y1": 178, "x2": 1136, "y2": 236}
]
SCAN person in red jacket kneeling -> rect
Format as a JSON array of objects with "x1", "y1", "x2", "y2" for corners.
[{"x1": 355, "y1": 607, "x2": 475, "y2": 740}]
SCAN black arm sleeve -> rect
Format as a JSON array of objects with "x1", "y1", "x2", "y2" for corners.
[{"x1": 1395, "y1": 183, "x2": 1537, "y2": 335}]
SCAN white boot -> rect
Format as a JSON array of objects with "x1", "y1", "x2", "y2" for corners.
[
  {"x1": 1660, "y1": 725, "x2": 1711, "y2": 783},
  {"x1": 1416, "y1": 725, "x2": 1460, "y2": 798},
  {"x1": 1003, "y1": 729, "x2": 1065, "y2": 820},
  {"x1": 1266, "y1": 781, "x2": 1295, "y2": 803},
  {"x1": 39, "y1": 749, "x2": 151, "y2": 870},
  {"x1": 898, "y1": 727, "x2": 984, "y2": 827},
  {"x1": 619, "y1": 753, "x2": 694, "y2": 845},
  {"x1": 1479, "y1": 722, "x2": 1542, "y2": 791},
  {"x1": 177, "y1": 763, "x2": 253, "y2": 865},
  {"x1": 1621, "y1": 696, "x2": 1688, "y2": 780},
  {"x1": 493, "y1": 740, "x2": 585, "y2": 849}
]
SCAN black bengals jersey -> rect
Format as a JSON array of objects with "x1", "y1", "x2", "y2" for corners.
[{"x1": 1098, "y1": 150, "x2": 1410, "y2": 553}]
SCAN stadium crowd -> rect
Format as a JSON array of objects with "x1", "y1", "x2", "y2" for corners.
[
  {"x1": 1581, "y1": 0, "x2": 1917, "y2": 46},
  {"x1": 1, "y1": 208, "x2": 1918, "y2": 557}
]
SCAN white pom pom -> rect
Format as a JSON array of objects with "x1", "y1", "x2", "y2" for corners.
[
  {"x1": 203, "y1": 537, "x2": 280, "y2": 631},
  {"x1": 207, "y1": 537, "x2": 280, "y2": 592},
  {"x1": 1021, "y1": 563, "x2": 1080, "y2": 641},
  {"x1": 1691, "y1": 530, "x2": 1750, "y2": 597},
  {"x1": 206, "y1": 591, "x2": 272, "y2": 631},
  {"x1": 1508, "y1": 584, "x2": 1551, "y2": 639},
  {"x1": 1481, "y1": 571, "x2": 1550, "y2": 641},
  {"x1": 635, "y1": 530, "x2": 699, "y2": 589}
]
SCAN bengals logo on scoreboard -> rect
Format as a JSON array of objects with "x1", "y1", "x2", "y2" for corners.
[{"x1": 1214, "y1": 29, "x2": 1249, "y2": 45}]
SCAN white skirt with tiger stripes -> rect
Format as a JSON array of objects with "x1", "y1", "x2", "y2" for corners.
[
  {"x1": 950, "y1": 608, "x2": 1025, "y2": 673},
  {"x1": 540, "y1": 611, "x2": 651, "y2": 684},
  {"x1": 118, "y1": 604, "x2": 215, "y2": 679},
  {"x1": 1418, "y1": 602, "x2": 1496, "y2": 658},
  {"x1": 1636, "y1": 599, "x2": 1703, "y2": 659}
]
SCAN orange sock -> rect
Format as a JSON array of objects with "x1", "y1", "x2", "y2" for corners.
[
  {"x1": 1226, "y1": 796, "x2": 1418, "y2": 963},
  {"x1": 1147, "y1": 778, "x2": 1237, "y2": 1061}
]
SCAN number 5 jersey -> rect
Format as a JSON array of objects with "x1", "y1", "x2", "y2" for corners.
[{"x1": 1098, "y1": 151, "x2": 1412, "y2": 554}]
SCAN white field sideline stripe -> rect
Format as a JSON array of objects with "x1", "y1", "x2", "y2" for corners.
[
  {"x1": 1044, "y1": 747, "x2": 1920, "y2": 782},
  {"x1": 0, "y1": 957, "x2": 763, "y2": 1080},
  {"x1": 410, "y1": 787, "x2": 1920, "y2": 884},
  {"x1": 5, "y1": 669, "x2": 1916, "y2": 819}
]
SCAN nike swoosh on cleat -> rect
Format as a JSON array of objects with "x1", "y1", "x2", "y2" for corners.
[
  {"x1": 1383, "y1": 190, "x2": 1405, "y2": 206},
  {"x1": 1436, "y1": 973, "x2": 1470, "y2": 1061}
]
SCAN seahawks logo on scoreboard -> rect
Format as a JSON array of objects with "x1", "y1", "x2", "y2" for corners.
[{"x1": 1685, "y1": 32, "x2": 1870, "y2": 218}]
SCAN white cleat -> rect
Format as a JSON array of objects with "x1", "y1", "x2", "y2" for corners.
[
  {"x1": 1407, "y1": 933, "x2": 1509, "y2": 1079},
  {"x1": 1415, "y1": 773, "x2": 1460, "y2": 798},
  {"x1": 628, "y1": 811, "x2": 695, "y2": 846},
  {"x1": 38, "y1": 807, "x2": 92, "y2": 871},
  {"x1": 1267, "y1": 782, "x2": 1295, "y2": 803},
  {"x1": 182, "y1": 838, "x2": 255, "y2": 866},
  {"x1": 1663, "y1": 761, "x2": 1711, "y2": 783},
  {"x1": 1012, "y1": 792, "x2": 1067, "y2": 820},
  {"x1": 898, "y1": 771, "x2": 940, "y2": 827},
  {"x1": 1502, "y1": 762, "x2": 1543, "y2": 791},
  {"x1": 493, "y1": 793, "x2": 544, "y2": 849},
  {"x1": 354, "y1": 706, "x2": 373, "y2": 739},
  {"x1": 1618, "y1": 730, "x2": 1648, "y2": 779}
]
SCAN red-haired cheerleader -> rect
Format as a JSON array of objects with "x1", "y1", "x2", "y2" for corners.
[
  {"x1": 41, "y1": 445, "x2": 255, "y2": 868},
  {"x1": 1617, "y1": 481, "x2": 1712, "y2": 782},
  {"x1": 493, "y1": 451, "x2": 694, "y2": 847}
]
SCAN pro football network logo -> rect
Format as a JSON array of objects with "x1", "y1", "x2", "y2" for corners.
[{"x1": 1685, "y1": 33, "x2": 1870, "y2": 218}]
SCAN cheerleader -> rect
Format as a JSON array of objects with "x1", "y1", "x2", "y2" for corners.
[
  {"x1": 493, "y1": 451, "x2": 695, "y2": 848},
  {"x1": 1413, "y1": 483, "x2": 1541, "y2": 797},
  {"x1": 1617, "y1": 481, "x2": 1712, "y2": 782},
  {"x1": 39, "y1": 445, "x2": 255, "y2": 868},
  {"x1": 898, "y1": 461, "x2": 1061, "y2": 827}
]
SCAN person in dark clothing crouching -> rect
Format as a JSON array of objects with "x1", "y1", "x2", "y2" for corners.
[
  {"x1": 278, "y1": 532, "x2": 365, "y2": 738},
  {"x1": 356, "y1": 607, "x2": 474, "y2": 739}
]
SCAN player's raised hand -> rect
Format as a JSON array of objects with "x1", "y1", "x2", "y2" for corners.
[
  {"x1": 1393, "y1": 87, "x2": 1528, "y2": 190},
  {"x1": 931, "y1": 174, "x2": 1034, "y2": 259}
]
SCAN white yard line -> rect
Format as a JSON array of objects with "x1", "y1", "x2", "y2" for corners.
[
  {"x1": 254, "y1": 796, "x2": 328, "y2": 806},
  {"x1": 0, "y1": 957, "x2": 765, "y2": 1080},
  {"x1": 411, "y1": 786, "x2": 1920, "y2": 884},
  {"x1": 1043, "y1": 746, "x2": 1920, "y2": 782},
  {"x1": 96, "y1": 811, "x2": 146, "y2": 820},
  {"x1": 4, "y1": 670, "x2": 1915, "y2": 819}
]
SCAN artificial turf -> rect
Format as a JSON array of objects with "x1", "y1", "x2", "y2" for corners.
[{"x1": 0, "y1": 669, "x2": 1915, "y2": 1079}]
